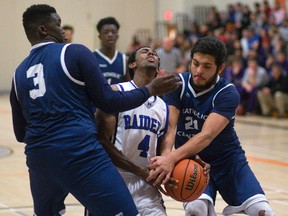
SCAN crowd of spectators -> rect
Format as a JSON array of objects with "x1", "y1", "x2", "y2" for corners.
[{"x1": 129, "y1": 0, "x2": 288, "y2": 118}]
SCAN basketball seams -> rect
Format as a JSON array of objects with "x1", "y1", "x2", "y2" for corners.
[
  {"x1": 180, "y1": 159, "x2": 190, "y2": 201},
  {"x1": 164, "y1": 159, "x2": 208, "y2": 202},
  {"x1": 186, "y1": 164, "x2": 202, "y2": 200},
  {"x1": 169, "y1": 160, "x2": 183, "y2": 201}
]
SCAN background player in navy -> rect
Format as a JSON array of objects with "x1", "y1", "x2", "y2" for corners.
[
  {"x1": 93, "y1": 17, "x2": 129, "y2": 85},
  {"x1": 10, "y1": 4, "x2": 181, "y2": 216},
  {"x1": 147, "y1": 37, "x2": 275, "y2": 216}
]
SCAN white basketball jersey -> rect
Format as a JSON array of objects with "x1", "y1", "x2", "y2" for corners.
[{"x1": 114, "y1": 80, "x2": 168, "y2": 168}]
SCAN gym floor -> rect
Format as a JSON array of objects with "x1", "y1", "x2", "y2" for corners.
[{"x1": 0, "y1": 94, "x2": 287, "y2": 216}]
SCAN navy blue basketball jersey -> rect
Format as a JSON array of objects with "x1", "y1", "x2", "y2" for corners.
[
  {"x1": 13, "y1": 42, "x2": 98, "y2": 167},
  {"x1": 164, "y1": 72, "x2": 241, "y2": 166},
  {"x1": 93, "y1": 49, "x2": 126, "y2": 84}
]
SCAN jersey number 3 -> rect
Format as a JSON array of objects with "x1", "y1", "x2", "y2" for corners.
[{"x1": 27, "y1": 64, "x2": 46, "y2": 99}]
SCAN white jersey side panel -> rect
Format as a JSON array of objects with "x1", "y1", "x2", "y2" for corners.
[{"x1": 114, "y1": 81, "x2": 168, "y2": 168}]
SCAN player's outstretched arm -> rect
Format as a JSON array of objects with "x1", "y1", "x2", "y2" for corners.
[{"x1": 146, "y1": 74, "x2": 182, "y2": 96}]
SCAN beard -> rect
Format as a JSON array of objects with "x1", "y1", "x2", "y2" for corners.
[{"x1": 190, "y1": 71, "x2": 218, "y2": 92}]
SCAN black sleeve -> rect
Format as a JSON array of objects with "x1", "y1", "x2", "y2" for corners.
[
  {"x1": 65, "y1": 44, "x2": 150, "y2": 113},
  {"x1": 10, "y1": 82, "x2": 26, "y2": 142}
]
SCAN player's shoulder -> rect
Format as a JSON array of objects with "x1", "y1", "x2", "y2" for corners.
[
  {"x1": 218, "y1": 77, "x2": 237, "y2": 91},
  {"x1": 156, "y1": 96, "x2": 167, "y2": 108},
  {"x1": 116, "y1": 50, "x2": 126, "y2": 58},
  {"x1": 179, "y1": 71, "x2": 190, "y2": 79},
  {"x1": 178, "y1": 72, "x2": 190, "y2": 85},
  {"x1": 116, "y1": 50, "x2": 124, "y2": 54},
  {"x1": 64, "y1": 43, "x2": 94, "y2": 60},
  {"x1": 216, "y1": 77, "x2": 240, "y2": 98},
  {"x1": 66, "y1": 43, "x2": 91, "y2": 52},
  {"x1": 93, "y1": 49, "x2": 100, "y2": 55}
]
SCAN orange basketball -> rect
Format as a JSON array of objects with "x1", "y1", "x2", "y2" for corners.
[{"x1": 164, "y1": 159, "x2": 209, "y2": 202}]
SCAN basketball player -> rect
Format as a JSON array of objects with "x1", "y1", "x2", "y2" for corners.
[
  {"x1": 10, "y1": 4, "x2": 181, "y2": 216},
  {"x1": 147, "y1": 37, "x2": 275, "y2": 216},
  {"x1": 93, "y1": 17, "x2": 129, "y2": 84},
  {"x1": 85, "y1": 46, "x2": 209, "y2": 216}
]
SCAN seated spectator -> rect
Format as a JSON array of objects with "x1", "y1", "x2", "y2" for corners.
[
  {"x1": 279, "y1": 19, "x2": 288, "y2": 43},
  {"x1": 126, "y1": 35, "x2": 141, "y2": 56},
  {"x1": 275, "y1": 51, "x2": 288, "y2": 76},
  {"x1": 241, "y1": 57, "x2": 269, "y2": 114},
  {"x1": 257, "y1": 64, "x2": 288, "y2": 118},
  {"x1": 272, "y1": 1, "x2": 286, "y2": 26},
  {"x1": 156, "y1": 37, "x2": 186, "y2": 75},
  {"x1": 265, "y1": 54, "x2": 276, "y2": 76},
  {"x1": 223, "y1": 57, "x2": 246, "y2": 115}
]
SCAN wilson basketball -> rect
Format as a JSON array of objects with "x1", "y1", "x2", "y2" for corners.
[{"x1": 165, "y1": 159, "x2": 208, "y2": 202}]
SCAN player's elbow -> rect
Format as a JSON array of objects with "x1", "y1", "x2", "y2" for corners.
[
  {"x1": 13, "y1": 130, "x2": 25, "y2": 143},
  {"x1": 15, "y1": 135, "x2": 25, "y2": 143},
  {"x1": 15, "y1": 134, "x2": 25, "y2": 142}
]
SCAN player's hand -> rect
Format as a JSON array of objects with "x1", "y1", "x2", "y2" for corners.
[
  {"x1": 146, "y1": 155, "x2": 175, "y2": 186},
  {"x1": 146, "y1": 74, "x2": 182, "y2": 96},
  {"x1": 146, "y1": 169, "x2": 178, "y2": 196},
  {"x1": 194, "y1": 155, "x2": 210, "y2": 178}
]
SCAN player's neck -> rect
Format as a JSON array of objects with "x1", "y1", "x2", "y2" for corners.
[
  {"x1": 133, "y1": 71, "x2": 155, "y2": 87},
  {"x1": 100, "y1": 47, "x2": 116, "y2": 59}
]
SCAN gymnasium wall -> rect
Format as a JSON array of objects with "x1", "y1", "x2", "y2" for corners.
[
  {"x1": 0, "y1": 0, "x2": 156, "y2": 92},
  {"x1": 0, "y1": 0, "x2": 275, "y2": 92}
]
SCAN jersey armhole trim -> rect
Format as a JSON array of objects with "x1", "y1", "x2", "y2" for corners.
[
  {"x1": 212, "y1": 83, "x2": 234, "y2": 108},
  {"x1": 60, "y1": 44, "x2": 85, "y2": 86},
  {"x1": 212, "y1": 83, "x2": 237, "y2": 119},
  {"x1": 179, "y1": 73, "x2": 185, "y2": 100},
  {"x1": 122, "y1": 53, "x2": 127, "y2": 76},
  {"x1": 13, "y1": 72, "x2": 19, "y2": 101}
]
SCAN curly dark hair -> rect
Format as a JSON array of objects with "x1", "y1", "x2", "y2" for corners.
[
  {"x1": 96, "y1": 17, "x2": 120, "y2": 33},
  {"x1": 190, "y1": 36, "x2": 227, "y2": 67}
]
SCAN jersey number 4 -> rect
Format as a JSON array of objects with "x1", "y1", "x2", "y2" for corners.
[
  {"x1": 138, "y1": 135, "x2": 150, "y2": 158},
  {"x1": 27, "y1": 64, "x2": 46, "y2": 99}
]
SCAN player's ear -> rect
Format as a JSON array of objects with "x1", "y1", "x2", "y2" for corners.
[
  {"x1": 217, "y1": 63, "x2": 225, "y2": 75},
  {"x1": 39, "y1": 25, "x2": 47, "y2": 34},
  {"x1": 128, "y1": 62, "x2": 137, "y2": 70}
]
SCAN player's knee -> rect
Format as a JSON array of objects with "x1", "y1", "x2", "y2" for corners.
[
  {"x1": 245, "y1": 201, "x2": 275, "y2": 216},
  {"x1": 184, "y1": 200, "x2": 208, "y2": 216}
]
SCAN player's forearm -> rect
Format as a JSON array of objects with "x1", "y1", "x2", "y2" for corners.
[
  {"x1": 67, "y1": 44, "x2": 151, "y2": 114},
  {"x1": 99, "y1": 137, "x2": 148, "y2": 180},
  {"x1": 160, "y1": 132, "x2": 175, "y2": 156},
  {"x1": 172, "y1": 133, "x2": 212, "y2": 163},
  {"x1": 10, "y1": 86, "x2": 26, "y2": 142}
]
